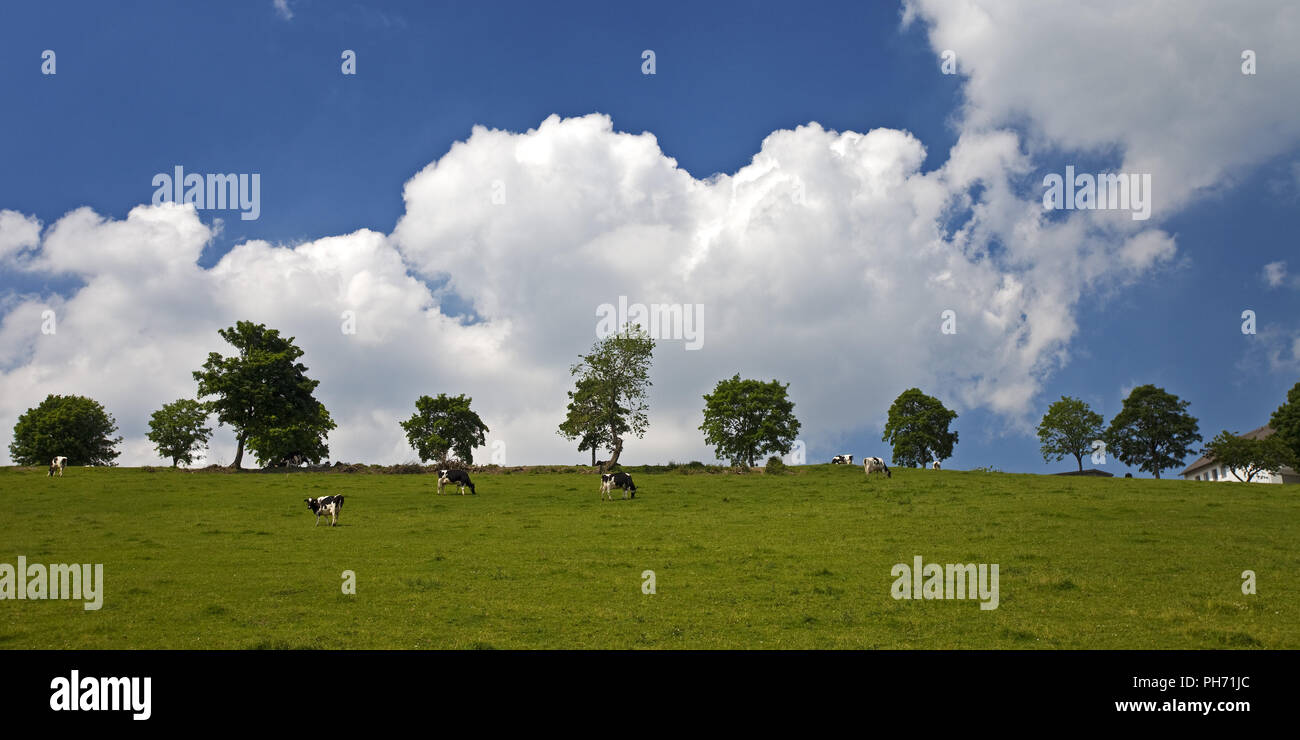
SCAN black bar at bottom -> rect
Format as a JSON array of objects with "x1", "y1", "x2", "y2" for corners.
[{"x1": 1, "y1": 649, "x2": 1287, "y2": 726}]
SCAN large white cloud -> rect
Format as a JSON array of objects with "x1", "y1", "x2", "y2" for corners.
[
  {"x1": 3, "y1": 2, "x2": 1296, "y2": 466},
  {"x1": 903, "y1": 0, "x2": 1300, "y2": 215},
  {"x1": 0, "y1": 114, "x2": 1170, "y2": 466}
]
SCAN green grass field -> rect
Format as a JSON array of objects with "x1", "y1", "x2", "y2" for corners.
[{"x1": 1, "y1": 465, "x2": 1295, "y2": 649}]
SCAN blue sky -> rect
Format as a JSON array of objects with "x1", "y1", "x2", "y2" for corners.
[{"x1": 1, "y1": 1, "x2": 1297, "y2": 474}]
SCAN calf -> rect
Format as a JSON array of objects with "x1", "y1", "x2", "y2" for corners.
[
  {"x1": 599, "y1": 472, "x2": 637, "y2": 501},
  {"x1": 863, "y1": 456, "x2": 891, "y2": 478},
  {"x1": 304, "y1": 495, "x2": 344, "y2": 527},
  {"x1": 830, "y1": 454, "x2": 853, "y2": 465},
  {"x1": 48, "y1": 456, "x2": 67, "y2": 477},
  {"x1": 437, "y1": 469, "x2": 476, "y2": 495},
  {"x1": 932, "y1": 460, "x2": 941, "y2": 470}
]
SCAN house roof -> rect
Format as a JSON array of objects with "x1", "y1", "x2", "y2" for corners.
[{"x1": 1180, "y1": 426, "x2": 1275, "y2": 475}]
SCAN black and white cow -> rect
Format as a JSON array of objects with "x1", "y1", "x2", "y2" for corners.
[
  {"x1": 863, "y1": 456, "x2": 891, "y2": 478},
  {"x1": 437, "y1": 469, "x2": 476, "y2": 495},
  {"x1": 932, "y1": 460, "x2": 941, "y2": 470},
  {"x1": 304, "y1": 495, "x2": 344, "y2": 526},
  {"x1": 599, "y1": 472, "x2": 636, "y2": 501},
  {"x1": 278, "y1": 453, "x2": 307, "y2": 468},
  {"x1": 830, "y1": 454, "x2": 854, "y2": 465},
  {"x1": 48, "y1": 456, "x2": 67, "y2": 477}
]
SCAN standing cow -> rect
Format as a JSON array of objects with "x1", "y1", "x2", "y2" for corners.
[
  {"x1": 48, "y1": 456, "x2": 67, "y2": 477},
  {"x1": 830, "y1": 455, "x2": 854, "y2": 465},
  {"x1": 600, "y1": 472, "x2": 637, "y2": 501},
  {"x1": 863, "y1": 457, "x2": 891, "y2": 478},
  {"x1": 304, "y1": 495, "x2": 344, "y2": 527},
  {"x1": 437, "y1": 469, "x2": 477, "y2": 495}
]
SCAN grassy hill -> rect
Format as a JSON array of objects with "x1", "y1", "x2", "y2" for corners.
[{"x1": 0, "y1": 464, "x2": 1295, "y2": 649}]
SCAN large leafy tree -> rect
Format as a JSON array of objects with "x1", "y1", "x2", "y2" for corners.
[
  {"x1": 146, "y1": 399, "x2": 213, "y2": 467},
  {"x1": 9, "y1": 394, "x2": 122, "y2": 466},
  {"x1": 400, "y1": 393, "x2": 490, "y2": 464},
  {"x1": 193, "y1": 321, "x2": 335, "y2": 469},
  {"x1": 1202, "y1": 430, "x2": 1296, "y2": 483},
  {"x1": 1103, "y1": 384, "x2": 1200, "y2": 479},
  {"x1": 1269, "y1": 381, "x2": 1300, "y2": 462},
  {"x1": 699, "y1": 374, "x2": 801, "y2": 467},
  {"x1": 560, "y1": 326, "x2": 654, "y2": 470},
  {"x1": 1037, "y1": 396, "x2": 1105, "y2": 472},
  {"x1": 558, "y1": 376, "x2": 623, "y2": 466},
  {"x1": 882, "y1": 388, "x2": 959, "y2": 468}
]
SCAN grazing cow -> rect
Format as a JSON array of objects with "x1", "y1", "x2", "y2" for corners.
[
  {"x1": 304, "y1": 495, "x2": 344, "y2": 527},
  {"x1": 932, "y1": 460, "x2": 941, "y2": 470},
  {"x1": 830, "y1": 454, "x2": 854, "y2": 465},
  {"x1": 48, "y1": 456, "x2": 67, "y2": 477},
  {"x1": 863, "y1": 456, "x2": 891, "y2": 478},
  {"x1": 437, "y1": 469, "x2": 476, "y2": 495},
  {"x1": 599, "y1": 472, "x2": 637, "y2": 501}
]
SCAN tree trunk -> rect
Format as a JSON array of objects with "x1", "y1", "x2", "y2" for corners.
[
  {"x1": 591, "y1": 447, "x2": 596, "y2": 467},
  {"x1": 1075, "y1": 453, "x2": 1083, "y2": 472},
  {"x1": 232, "y1": 433, "x2": 246, "y2": 470},
  {"x1": 602, "y1": 436, "x2": 624, "y2": 472}
]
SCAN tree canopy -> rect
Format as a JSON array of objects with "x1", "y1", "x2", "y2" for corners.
[
  {"x1": 400, "y1": 393, "x2": 490, "y2": 464},
  {"x1": 146, "y1": 398, "x2": 213, "y2": 467},
  {"x1": 9, "y1": 394, "x2": 122, "y2": 467},
  {"x1": 1037, "y1": 396, "x2": 1105, "y2": 472},
  {"x1": 699, "y1": 374, "x2": 801, "y2": 468},
  {"x1": 882, "y1": 388, "x2": 958, "y2": 468},
  {"x1": 1103, "y1": 384, "x2": 1200, "y2": 479},
  {"x1": 1269, "y1": 381, "x2": 1300, "y2": 463},
  {"x1": 559, "y1": 326, "x2": 654, "y2": 470},
  {"x1": 193, "y1": 321, "x2": 335, "y2": 469}
]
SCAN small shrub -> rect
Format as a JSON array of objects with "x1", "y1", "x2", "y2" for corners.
[{"x1": 765, "y1": 456, "x2": 787, "y2": 474}]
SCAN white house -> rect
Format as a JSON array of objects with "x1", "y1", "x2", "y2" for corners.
[{"x1": 1180, "y1": 425, "x2": 1299, "y2": 483}]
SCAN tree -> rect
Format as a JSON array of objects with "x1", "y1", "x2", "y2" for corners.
[
  {"x1": 1269, "y1": 381, "x2": 1300, "y2": 462},
  {"x1": 9, "y1": 394, "x2": 122, "y2": 466},
  {"x1": 146, "y1": 399, "x2": 213, "y2": 467},
  {"x1": 400, "y1": 393, "x2": 490, "y2": 464},
  {"x1": 557, "y1": 376, "x2": 622, "y2": 466},
  {"x1": 560, "y1": 326, "x2": 654, "y2": 470},
  {"x1": 193, "y1": 321, "x2": 335, "y2": 469},
  {"x1": 1037, "y1": 396, "x2": 1105, "y2": 472},
  {"x1": 1202, "y1": 430, "x2": 1296, "y2": 483},
  {"x1": 699, "y1": 374, "x2": 801, "y2": 467},
  {"x1": 882, "y1": 388, "x2": 958, "y2": 468},
  {"x1": 246, "y1": 400, "x2": 335, "y2": 467},
  {"x1": 1103, "y1": 384, "x2": 1200, "y2": 479}
]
